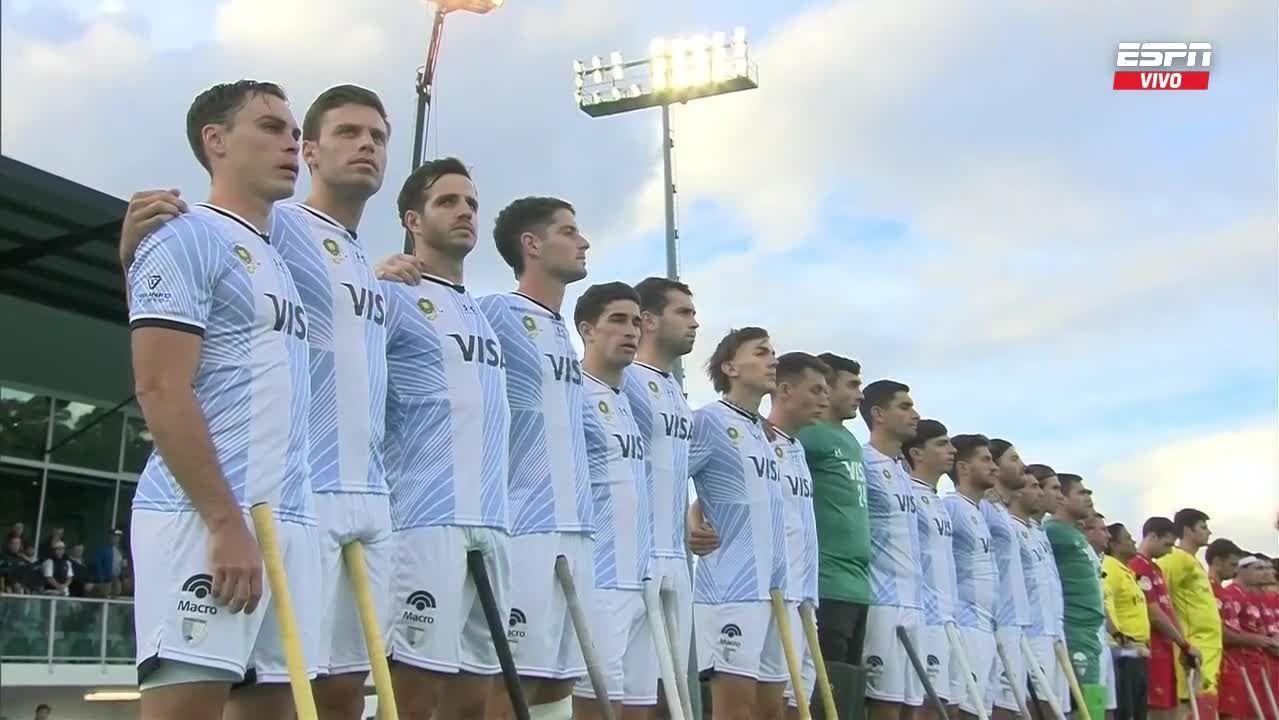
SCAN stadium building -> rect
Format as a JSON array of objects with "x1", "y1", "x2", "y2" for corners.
[{"x1": 0, "y1": 157, "x2": 385, "y2": 718}]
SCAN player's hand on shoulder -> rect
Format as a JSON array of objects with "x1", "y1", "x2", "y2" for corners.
[
  {"x1": 206, "y1": 514, "x2": 264, "y2": 615},
  {"x1": 376, "y1": 253, "x2": 426, "y2": 285},
  {"x1": 121, "y1": 189, "x2": 188, "y2": 269}
]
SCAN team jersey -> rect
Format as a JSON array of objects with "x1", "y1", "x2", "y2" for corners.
[
  {"x1": 622, "y1": 362, "x2": 692, "y2": 559},
  {"x1": 1261, "y1": 589, "x2": 1279, "y2": 638},
  {"x1": 270, "y1": 203, "x2": 387, "y2": 496},
  {"x1": 128, "y1": 204, "x2": 312, "y2": 524},
  {"x1": 1016, "y1": 515, "x2": 1052, "y2": 637},
  {"x1": 477, "y1": 292, "x2": 598, "y2": 535},
  {"x1": 1214, "y1": 580, "x2": 1262, "y2": 666},
  {"x1": 1030, "y1": 521, "x2": 1066, "y2": 637},
  {"x1": 1103, "y1": 554, "x2": 1150, "y2": 644},
  {"x1": 583, "y1": 373, "x2": 653, "y2": 590},
  {"x1": 773, "y1": 427, "x2": 818, "y2": 604},
  {"x1": 1045, "y1": 518, "x2": 1105, "y2": 638},
  {"x1": 688, "y1": 400, "x2": 787, "y2": 604},
  {"x1": 1157, "y1": 547, "x2": 1223, "y2": 647},
  {"x1": 910, "y1": 479, "x2": 957, "y2": 625},
  {"x1": 862, "y1": 444, "x2": 922, "y2": 609},
  {"x1": 1129, "y1": 553, "x2": 1181, "y2": 651},
  {"x1": 981, "y1": 497, "x2": 1032, "y2": 629},
  {"x1": 942, "y1": 493, "x2": 998, "y2": 632},
  {"x1": 796, "y1": 422, "x2": 871, "y2": 604},
  {"x1": 383, "y1": 276, "x2": 510, "y2": 531}
]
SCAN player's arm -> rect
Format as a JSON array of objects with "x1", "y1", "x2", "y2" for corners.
[
  {"x1": 687, "y1": 499, "x2": 720, "y2": 556},
  {"x1": 375, "y1": 253, "x2": 428, "y2": 285},
  {"x1": 1222, "y1": 622, "x2": 1274, "y2": 648},
  {"x1": 129, "y1": 230, "x2": 262, "y2": 615},
  {"x1": 685, "y1": 413, "x2": 720, "y2": 556}
]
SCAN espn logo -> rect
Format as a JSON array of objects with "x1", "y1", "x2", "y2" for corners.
[{"x1": 1113, "y1": 42, "x2": 1211, "y2": 91}]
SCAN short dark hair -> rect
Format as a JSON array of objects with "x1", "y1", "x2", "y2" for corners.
[
  {"x1": 817, "y1": 353, "x2": 861, "y2": 377},
  {"x1": 989, "y1": 438, "x2": 1013, "y2": 463},
  {"x1": 302, "y1": 84, "x2": 390, "y2": 142},
  {"x1": 1105, "y1": 522, "x2": 1128, "y2": 553},
  {"x1": 36, "y1": 704, "x2": 50, "y2": 712},
  {"x1": 947, "y1": 433, "x2": 990, "y2": 481},
  {"x1": 903, "y1": 419, "x2": 948, "y2": 469},
  {"x1": 859, "y1": 379, "x2": 910, "y2": 430},
  {"x1": 186, "y1": 80, "x2": 287, "y2": 171},
  {"x1": 706, "y1": 327, "x2": 769, "y2": 394},
  {"x1": 776, "y1": 352, "x2": 831, "y2": 386},
  {"x1": 573, "y1": 281, "x2": 639, "y2": 328},
  {"x1": 1173, "y1": 508, "x2": 1210, "y2": 537},
  {"x1": 634, "y1": 277, "x2": 692, "y2": 315},
  {"x1": 1141, "y1": 516, "x2": 1176, "y2": 539},
  {"x1": 1057, "y1": 473, "x2": 1085, "y2": 495},
  {"x1": 492, "y1": 196, "x2": 575, "y2": 278},
  {"x1": 1205, "y1": 538, "x2": 1242, "y2": 565},
  {"x1": 397, "y1": 156, "x2": 472, "y2": 251},
  {"x1": 1027, "y1": 463, "x2": 1056, "y2": 482}
]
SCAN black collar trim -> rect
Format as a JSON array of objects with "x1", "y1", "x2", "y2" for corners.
[{"x1": 197, "y1": 203, "x2": 270, "y2": 243}]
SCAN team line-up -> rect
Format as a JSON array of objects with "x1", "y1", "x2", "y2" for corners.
[{"x1": 115, "y1": 79, "x2": 1279, "y2": 720}]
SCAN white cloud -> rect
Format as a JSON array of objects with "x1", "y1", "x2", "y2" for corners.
[{"x1": 213, "y1": 0, "x2": 391, "y2": 69}]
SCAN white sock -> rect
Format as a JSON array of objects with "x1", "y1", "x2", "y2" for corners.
[{"x1": 528, "y1": 696, "x2": 573, "y2": 720}]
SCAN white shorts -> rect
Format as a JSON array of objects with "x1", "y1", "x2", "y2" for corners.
[
  {"x1": 572, "y1": 587, "x2": 656, "y2": 704},
  {"x1": 862, "y1": 604, "x2": 925, "y2": 706},
  {"x1": 951, "y1": 625, "x2": 998, "y2": 717},
  {"x1": 651, "y1": 554, "x2": 693, "y2": 695},
  {"x1": 315, "y1": 492, "x2": 393, "y2": 676},
  {"x1": 695, "y1": 601, "x2": 788, "y2": 683},
  {"x1": 133, "y1": 508, "x2": 322, "y2": 687},
  {"x1": 1102, "y1": 644, "x2": 1117, "y2": 710},
  {"x1": 920, "y1": 624, "x2": 955, "y2": 704},
  {"x1": 505, "y1": 531, "x2": 594, "y2": 679},
  {"x1": 388, "y1": 524, "x2": 510, "y2": 675},
  {"x1": 783, "y1": 602, "x2": 818, "y2": 709},
  {"x1": 994, "y1": 625, "x2": 1027, "y2": 712},
  {"x1": 1029, "y1": 634, "x2": 1067, "y2": 710}
]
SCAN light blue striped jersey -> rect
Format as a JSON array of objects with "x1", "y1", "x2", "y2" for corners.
[
  {"x1": 862, "y1": 444, "x2": 922, "y2": 609},
  {"x1": 128, "y1": 204, "x2": 312, "y2": 524},
  {"x1": 622, "y1": 362, "x2": 691, "y2": 559},
  {"x1": 911, "y1": 479, "x2": 958, "y2": 625},
  {"x1": 269, "y1": 203, "x2": 387, "y2": 496},
  {"x1": 688, "y1": 400, "x2": 787, "y2": 604},
  {"x1": 981, "y1": 497, "x2": 1033, "y2": 629},
  {"x1": 773, "y1": 427, "x2": 818, "y2": 605},
  {"x1": 1023, "y1": 518, "x2": 1061, "y2": 637},
  {"x1": 583, "y1": 373, "x2": 653, "y2": 590},
  {"x1": 1031, "y1": 521, "x2": 1065, "y2": 637},
  {"x1": 477, "y1": 292, "x2": 594, "y2": 535},
  {"x1": 942, "y1": 492, "x2": 997, "y2": 632},
  {"x1": 383, "y1": 275, "x2": 510, "y2": 531}
]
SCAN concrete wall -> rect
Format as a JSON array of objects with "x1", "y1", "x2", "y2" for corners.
[{"x1": 0, "y1": 294, "x2": 132, "y2": 404}]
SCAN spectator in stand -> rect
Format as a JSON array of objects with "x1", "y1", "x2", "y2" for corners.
[
  {"x1": 66, "y1": 542, "x2": 95, "y2": 597},
  {"x1": 91, "y1": 528, "x2": 127, "y2": 596},
  {"x1": 40, "y1": 540, "x2": 72, "y2": 596},
  {"x1": 1, "y1": 533, "x2": 30, "y2": 593},
  {"x1": 35, "y1": 703, "x2": 52, "y2": 719},
  {"x1": 38, "y1": 526, "x2": 64, "y2": 561}
]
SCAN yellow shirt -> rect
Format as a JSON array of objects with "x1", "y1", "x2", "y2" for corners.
[
  {"x1": 1156, "y1": 546, "x2": 1223, "y2": 647},
  {"x1": 1103, "y1": 554, "x2": 1150, "y2": 644}
]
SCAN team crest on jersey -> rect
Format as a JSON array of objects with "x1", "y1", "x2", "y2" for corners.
[
  {"x1": 726, "y1": 426, "x2": 741, "y2": 444},
  {"x1": 882, "y1": 469, "x2": 891, "y2": 479},
  {"x1": 232, "y1": 244, "x2": 258, "y2": 273},
  {"x1": 521, "y1": 315, "x2": 539, "y2": 337},
  {"x1": 598, "y1": 400, "x2": 611, "y2": 417},
  {"x1": 321, "y1": 238, "x2": 345, "y2": 263},
  {"x1": 774, "y1": 445, "x2": 784, "y2": 459},
  {"x1": 416, "y1": 298, "x2": 438, "y2": 321},
  {"x1": 647, "y1": 380, "x2": 660, "y2": 396}
]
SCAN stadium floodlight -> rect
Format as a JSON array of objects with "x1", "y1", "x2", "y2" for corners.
[
  {"x1": 572, "y1": 28, "x2": 758, "y2": 387},
  {"x1": 412, "y1": 0, "x2": 505, "y2": 171}
]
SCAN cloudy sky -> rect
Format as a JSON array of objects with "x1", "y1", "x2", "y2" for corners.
[{"x1": 4, "y1": 0, "x2": 1276, "y2": 552}]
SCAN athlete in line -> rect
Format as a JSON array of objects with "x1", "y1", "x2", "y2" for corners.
[
  {"x1": 859, "y1": 380, "x2": 924, "y2": 720},
  {"x1": 124, "y1": 80, "x2": 317, "y2": 720},
  {"x1": 1128, "y1": 517, "x2": 1198, "y2": 720},
  {"x1": 1026, "y1": 465, "x2": 1069, "y2": 717},
  {"x1": 980, "y1": 440, "x2": 1032, "y2": 720},
  {"x1": 901, "y1": 420, "x2": 959, "y2": 714},
  {"x1": 765, "y1": 352, "x2": 832, "y2": 718},
  {"x1": 1009, "y1": 465, "x2": 1058, "y2": 720},
  {"x1": 1046, "y1": 474, "x2": 1106, "y2": 720},
  {"x1": 1158, "y1": 509, "x2": 1223, "y2": 717},
  {"x1": 122, "y1": 84, "x2": 403, "y2": 720},
  {"x1": 477, "y1": 197, "x2": 604, "y2": 720},
  {"x1": 941, "y1": 434, "x2": 1001, "y2": 720},
  {"x1": 378, "y1": 158, "x2": 514, "y2": 720},
  {"x1": 1208, "y1": 540, "x2": 1278, "y2": 720},
  {"x1": 571, "y1": 281, "x2": 657, "y2": 720},
  {"x1": 688, "y1": 327, "x2": 788, "y2": 720}
]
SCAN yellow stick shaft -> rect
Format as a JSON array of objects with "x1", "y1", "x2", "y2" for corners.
[
  {"x1": 771, "y1": 590, "x2": 811, "y2": 720},
  {"x1": 799, "y1": 603, "x2": 838, "y2": 720},
  {"x1": 1053, "y1": 640, "x2": 1089, "y2": 720},
  {"x1": 250, "y1": 503, "x2": 318, "y2": 720},
  {"x1": 342, "y1": 541, "x2": 398, "y2": 720}
]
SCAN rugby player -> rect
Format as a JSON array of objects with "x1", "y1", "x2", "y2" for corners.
[
  {"x1": 688, "y1": 327, "x2": 788, "y2": 720},
  {"x1": 941, "y1": 434, "x2": 1001, "y2": 720},
  {"x1": 125, "y1": 80, "x2": 317, "y2": 720},
  {"x1": 980, "y1": 440, "x2": 1032, "y2": 720},
  {"x1": 902, "y1": 420, "x2": 959, "y2": 714},
  {"x1": 765, "y1": 352, "x2": 832, "y2": 717},
  {"x1": 1102, "y1": 523, "x2": 1151, "y2": 720},
  {"x1": 1158, "y1": 509, "x2": 1223, "y2": 716},
  {"x1": 1045, "y1": 474, "x2": 1106, "y2": 720},
  {"x1": 1128, "y1": 517, "x2": 1197, "y2": 720}
]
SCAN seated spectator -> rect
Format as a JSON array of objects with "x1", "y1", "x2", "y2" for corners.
[
  {"x1": 92, "y1": 528, "x2": 127, "y2": 597},
  {"x1": 66, "y1": 543, "x2": 95, "y2": 597},
  {"x1": 41, "y1": 540, "x2": 72, "y2": 596}
]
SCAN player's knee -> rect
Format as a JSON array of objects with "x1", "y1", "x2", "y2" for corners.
[
  {"x1": 139, "y1": 684, "x2": 230, "y2": 720},
  {"x1": 313, "y1": 673, "x2": 368, "y2": 720},
  {"x1": 225, "y1": 683, "x2": 295, "y2": 720}
]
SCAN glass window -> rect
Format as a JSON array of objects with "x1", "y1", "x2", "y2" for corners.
[
  {"x1": 39, "y1": 471, "x2": 116, "y2": 555},
  {"x1": 49, "y1": 399, "x2": 125, "y2": 472},
  {"x1": 122, "y1": 414, "x2": 153, "y2": 474},
  {"x1": 0, "y1": 463, "x2": 41, "y2": 544},
  {"x1": 0, "y1": 385, "x2": 52, "y2": 459}
]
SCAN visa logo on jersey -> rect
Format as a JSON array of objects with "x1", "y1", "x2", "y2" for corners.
[
  {"x1": 266, "y1": 294, "x2": 307, "y2": 339},
  {"x1": 545, "y1": 354, "x2": 583, "y2": 385},
  {"x1": 933, "y1": 517, "x2": 953, "y2": 538},
  {"x1": 750, "y1": 456, "x2": 780, "y2": 482},
  {"x1": 896, "y1": 494, "x2": 917, "y2": 514},
  {"x1": 450, "y1": 334, "x2": 504, "y2": 367},
  {"x1": 661, "y1": 412, "x2": 691, "y2": 440},
  {"x1": 785, "y1": 474, "x2": 812, "y2": 498},
  {"x1": 342, "y1": 283, "x2": 385, "y2": 326},
  {"x1": 614, "y1": 433, "x2": 645, "y2": 460}
]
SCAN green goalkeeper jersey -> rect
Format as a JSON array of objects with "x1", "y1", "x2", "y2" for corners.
[{"x1": 797, "y1": 421, "x2": 871, "y2": 604}]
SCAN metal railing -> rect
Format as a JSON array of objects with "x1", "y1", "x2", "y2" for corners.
[{"x1": 0, "y1": 593, "x2": 134, "y2": 665}]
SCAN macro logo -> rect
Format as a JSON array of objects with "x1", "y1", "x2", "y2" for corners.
[
  {"x1": 508, "y1": 608, "x2": 528, "y2": 642},
  {"x1": 233, "y1": 244, "x2": 258, "y2": 274},
  {"x1": 1113, "y1": 42, "x2": 1212, "y2": 90},
  {"x1": 322, "y1": 238, "x2": 345, "y2": 263},
  {"x1": 417, "y1": 298, "x2": 438, "y2": 322},
  {"x1": 521, "y1": 315, "x2": 539, "y2": 337},
  {"x1": 718, "y1": 623, "x2": 743, "y2": 656},
  {"x1": 402, "y1": 591, "x2": 436, "y2": 646},
  {"x1": 865, "y1": 655, "x2": 884, "y2": 679},
  {"x1": 647, "y1": 380, "x2": 660, "y2": 397},
  {"x1": 178, "y1": 573, "x2": 217, "y2": 645}
]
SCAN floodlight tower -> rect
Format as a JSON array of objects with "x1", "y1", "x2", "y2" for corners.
[
  {"x1": 573, "y1": 30, "x2": 759, "y2": 385},
  {"x1": 412, "y1": 0, "x2": 505, "y2": 170}
]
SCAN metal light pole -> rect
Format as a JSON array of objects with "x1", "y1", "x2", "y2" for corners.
[{"x1": 574, "y1": 31, "x2": 759, "y2": 386}]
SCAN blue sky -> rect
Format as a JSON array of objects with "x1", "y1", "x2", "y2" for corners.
[{"x1": 3, "y1": 0, "x2": 1275, "y2": 551}]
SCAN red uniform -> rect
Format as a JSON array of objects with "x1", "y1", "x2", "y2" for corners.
[
  {"x1": 1251, "y1": 589, "x2": 1279, "y2": 720},
  {"x1": 1215, "y1": 580, "x2": 1263, "y2": 718},
  {"x1": 1132, "y1": 553, "x2": 1182, "y2": 710}
]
